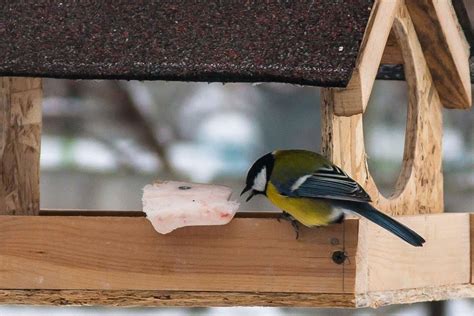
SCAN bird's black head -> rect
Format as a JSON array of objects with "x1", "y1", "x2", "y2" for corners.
[{"x1": 241, "y1": 152, "x2": 275, "y2": 202}]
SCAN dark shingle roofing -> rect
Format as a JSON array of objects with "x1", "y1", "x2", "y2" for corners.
[{"x1": 0, "y1": 1, "x2": 374, "y2": 87}]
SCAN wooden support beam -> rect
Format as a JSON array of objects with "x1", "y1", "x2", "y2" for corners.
[
  {"x1": 0, "y1": 212, "x2": 471, "y2": 307},
  {"x1": 332, "y1": 0, "x2": 401, "y2": 116},
  {"x1": 406, "y1": 0, "x2": 471, "y2": 109},
  {"x1": 471, "y1": 214, "x2": 474, "y2": 284},
  {"x1": 321, "y1": 3, "x2": 443, "y2": 216},
  {"x1": 0, "y1": 77, "x2": 42, "y2": 215}
]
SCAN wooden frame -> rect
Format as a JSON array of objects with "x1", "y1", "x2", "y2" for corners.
[
  {"x1": 333, "y1": 0, "x2": 472, "y2": 115},
  {"x1": 0, "y1": 212, "x2": 472, "y2": 308},
  {"x1": 0, "y1": 0, "x2": 472, "y2": 309},
  {"x1": 322, "y1": 3, "x2": 443, "y2": 216}
]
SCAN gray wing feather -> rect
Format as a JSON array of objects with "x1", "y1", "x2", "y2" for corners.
[{"x1": 284, "y1": 164, "x2": 372, "y2": 202}]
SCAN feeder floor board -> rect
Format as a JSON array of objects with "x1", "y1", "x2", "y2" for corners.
[{"x1": 0, "y1": 212, "x2": 472, "y2": 308}]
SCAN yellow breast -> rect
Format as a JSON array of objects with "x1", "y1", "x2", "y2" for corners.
[{"x1": 266, "y1": 182, "x2": 335, "y2": 227}]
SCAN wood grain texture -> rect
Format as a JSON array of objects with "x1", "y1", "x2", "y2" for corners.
[
  {"x1": 406, "y1": 0, "x2": 471, "y2": 109},
  {"x1": 1, "y1": 284, "x2": 472, "y2": 308},
  {"x1": 321, "y1": 3, "x2": 444, "y2": 216},
  {"x1": 333, "y1": 0, "x2": 401, "y2": 116},
  {"x1": 381, "y1": 30, "x2": 403, "y2": 64},
  {"x1": 0, "y1": 216, "x2": 358, "y2": 294},
  {"x1": 0, "y1": 290, "x2": 356, "y2": 307},
  {"x1": 0, "y1": 77, "x2": 42, "y2": 215},
  {"x1": 471, "y1": 214, "x2": 474, "y2": 284},
  {"x1": 0, "y1": 213, "x2": 471, "y2": 307},
  {"x1": 361, "y1": 213, "x2": 470, "y2": 292}
]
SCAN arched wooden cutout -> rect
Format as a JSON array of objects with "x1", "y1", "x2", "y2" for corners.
[{"x1": 321, "y1": 3, "x2": 443, "y2": 216}]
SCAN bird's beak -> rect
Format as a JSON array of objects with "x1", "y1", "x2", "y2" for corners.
[
  {"x1": 245, "y1": 191, "x2": 256, "y2": 202},
  {"x1": 241, "y1": 186, "x2": 250, "y2": 196},
  {"x1": 240, "y1": 186, "x2": 255, "y2": 202}
]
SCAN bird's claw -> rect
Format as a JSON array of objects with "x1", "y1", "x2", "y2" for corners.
[
  {"x1": 291, "y1": 220, "x2": 300, "y2": 240},
  {"x1": 278, "y1": 211, "x2": 300, "y2": 239}
]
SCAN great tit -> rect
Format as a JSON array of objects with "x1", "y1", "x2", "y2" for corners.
[{"x1": 241, "y1": 149, "x2": 425, "y2": 247}]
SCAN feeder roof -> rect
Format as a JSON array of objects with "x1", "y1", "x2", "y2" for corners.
[{"x1": 0, "y1": 1, "x2": 374, "y2": 87}]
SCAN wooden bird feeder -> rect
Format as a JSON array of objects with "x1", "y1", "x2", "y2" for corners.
[{"x1": 0, "y1": 0, "x2": 473, "y2": 308}]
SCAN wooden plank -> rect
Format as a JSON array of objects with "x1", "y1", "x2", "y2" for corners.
[
  {"x1": 332, "y1": 0, "x2": 401, "y2": 116},
  {"x1": 0, "y1": 77, "x2": 42, "y2": 215},
  {"x1": 471, "y1": 214, "x2": 474, "y2": 284},
  {"x1": 0, "y1": 216, "x2": 358, "y2": 294},
  {"x1": 381, "y1": 30, "x2": 404, "y2": 64},
  {"x1": 406, "y1": 0, "x2": 471, "y2": 109},
  {"x1": 361, "y1": 213, "x2": 470, "y2": 292},
  {"x1": 0, "y1": 290, "x2": 356, "y2": 308},
  {"x1": 0, "y1": 213, "x2": 471, "y2": 307},
  {"x1": 321, "y1": 3, "x2": 444, "y2": 216},
  {"x1": 1, "y1": 284, "x2": 473, "y2": 308}
]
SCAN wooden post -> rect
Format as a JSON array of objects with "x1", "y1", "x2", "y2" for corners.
[
  {"x1": 321, "y1": 3, "x2": 443, "y2": 216},
  {"x1": 0, "y1": 77, "x2": 42, "y2": 215}
]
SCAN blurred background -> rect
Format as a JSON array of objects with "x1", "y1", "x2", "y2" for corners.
[
  {"x1": 37, "y1": 79, "x2": 473, "y2": 214},
  {"x1": 0, "y1": 78, "x2": 472, "y2": 316}
]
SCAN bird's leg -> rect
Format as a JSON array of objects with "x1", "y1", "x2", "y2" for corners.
[
  {"x1": 291, "y1": 220, "x2": 300, "y2": 240},
  {"x1": 279, "y1": 211, "x2": 300, "y2": 240},
  {"x1": 278, "y1": 211, "x2": 292, "y2": 222}
]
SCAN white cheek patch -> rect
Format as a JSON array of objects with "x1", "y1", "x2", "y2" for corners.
[{"x1": 252, "y1": 167, "x2": 267, "y2": 191}]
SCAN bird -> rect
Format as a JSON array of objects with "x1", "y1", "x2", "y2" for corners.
[{"x1": 241, "y1": 149, "x2": 425, "y2": 247}]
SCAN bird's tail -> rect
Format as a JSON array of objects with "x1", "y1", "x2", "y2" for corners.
[{"x1": 336, "y1": 201, "x2": 425, "y2": 247}]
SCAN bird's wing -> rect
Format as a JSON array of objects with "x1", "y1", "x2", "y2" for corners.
[{"x1": 277, "y1": 163, "x2": 372, "y2": 203}]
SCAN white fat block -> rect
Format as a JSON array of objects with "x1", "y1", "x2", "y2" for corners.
[{"x1": 142, "y1": 181, "x2": 240, "y2": 234}]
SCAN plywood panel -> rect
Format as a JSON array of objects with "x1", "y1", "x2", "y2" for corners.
[{"x1": 0, "y1": 290, "x2": 355, "y2": 308}]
